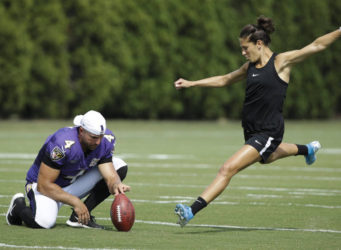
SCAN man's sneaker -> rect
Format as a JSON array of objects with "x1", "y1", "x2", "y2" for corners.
[
  {"x1": 305, "y1": 141, "x2": 321, "y2": 165},
  {"x1": 175, "y1": 204, "x2": 194, "y2": 227},
  {"x1": 6, "y1": 193, "x2": 25, "y2": 226},
  {"x1": 66, "y1": 211, "x2": 104, "y2": 229}
]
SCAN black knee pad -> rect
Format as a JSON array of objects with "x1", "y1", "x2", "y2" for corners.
[
  {"x1": 20, "y1": 207, "x2": 43, "y2": 229},
  {"x1": 117, "y1": 165, "x2": 128, "y2": 181}
]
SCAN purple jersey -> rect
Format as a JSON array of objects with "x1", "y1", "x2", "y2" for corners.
[{"x1": 26, "y1": 127, "x2": 116, "y2": 187}]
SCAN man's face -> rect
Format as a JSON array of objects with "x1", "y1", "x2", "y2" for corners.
[{"x1": 79, "y1": 127, "x2": 103, "y2": 151}]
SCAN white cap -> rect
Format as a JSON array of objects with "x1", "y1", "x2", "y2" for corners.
[{"x1": 73, "y1": 110, "x2": 106, "y2": 135}]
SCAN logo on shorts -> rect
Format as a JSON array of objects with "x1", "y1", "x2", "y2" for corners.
[
  {"x1": 255, "y1": 140, "x2": 262, "y2": 145},
  {"x1": 25, "y1": 183, "x2": 33, "y2": 193},
  {"x1": 50, "y1": 146, "x2": 65, "y2": 161}
]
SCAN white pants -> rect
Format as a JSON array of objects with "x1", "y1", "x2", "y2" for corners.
[{"x1": 27, "y1": 157, "x2": 127, "y2": 229}]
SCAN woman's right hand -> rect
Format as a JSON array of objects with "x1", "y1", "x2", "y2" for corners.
[{"x1": 174, "y1": 78, "x2": 191, "y2": 89}]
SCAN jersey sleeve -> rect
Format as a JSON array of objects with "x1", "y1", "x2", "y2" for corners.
[
  {"x1": 98, "y1": 130, "x2": 116, "y2": 164},
  {"x1": 42, "y1": 135, "x2": 67, "y2": 169},
  {"x1": 98, "y1": 157, "x2": 112, "y2": 165}
]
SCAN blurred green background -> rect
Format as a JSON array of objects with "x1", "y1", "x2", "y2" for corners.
[{"x1": 0, "y1": 0, "x2": 340, "y2": 119}]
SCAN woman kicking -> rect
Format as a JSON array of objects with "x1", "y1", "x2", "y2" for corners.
[{"x1": 174, "y1": 16, "x2": 340, "y2": 227}]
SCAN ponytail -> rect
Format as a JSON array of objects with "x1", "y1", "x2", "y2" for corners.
[{"x1": 239, "y1": 16, "x2": 275, "y2": 45}]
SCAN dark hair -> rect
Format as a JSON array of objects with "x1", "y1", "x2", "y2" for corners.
[{"x1": 239, "y1": 16, "x2": 275, "y2": 45}]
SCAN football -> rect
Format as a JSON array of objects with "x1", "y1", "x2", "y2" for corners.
[{"x1": 110, "y1": 193, "x2": 135, "y2": 231}]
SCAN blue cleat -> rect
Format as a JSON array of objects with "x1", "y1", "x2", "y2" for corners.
[
  {"x1": 175, "y1": 204, "x2": 193, "y2": 227},
  {"x1": 305, "y1": 141, "x2": 321, "y2": 165}
]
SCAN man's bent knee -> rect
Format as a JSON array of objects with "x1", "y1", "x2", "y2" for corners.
[{"x1": 35, "y1": 212, "x2": 57, "y2": 229}]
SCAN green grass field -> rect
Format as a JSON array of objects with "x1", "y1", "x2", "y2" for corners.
[{"x1": 0, "y1": 120, "x2": 340, "y2": 250}]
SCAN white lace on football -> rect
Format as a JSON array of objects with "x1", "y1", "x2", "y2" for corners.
[{"x1": 116, "y1": 205, "x2": 122, "y2": 222}]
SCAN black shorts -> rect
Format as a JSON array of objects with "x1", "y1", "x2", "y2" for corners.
[{"x1": 244, "y1": 132, "x2": 282, "y2": 163}]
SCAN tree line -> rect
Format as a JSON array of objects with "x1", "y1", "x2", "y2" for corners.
[{"x1": 0, "y1": 0, "x2": 340, "y2": 119}]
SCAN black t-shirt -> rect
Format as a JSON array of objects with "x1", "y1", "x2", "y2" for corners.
[{"x1": 242, "y1": 53, "x2": 288, "y2": 138}]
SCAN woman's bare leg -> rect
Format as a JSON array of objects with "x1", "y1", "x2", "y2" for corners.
[
  {"x1": 200, "y1": 145, "x2": 261, "y2": 203},
  {"x1": 265, "y1": 143, "x2": 298, "y2": 163}
]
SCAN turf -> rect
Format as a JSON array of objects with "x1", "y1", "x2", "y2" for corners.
[{"x1": 0, "y1": 120, "x2": 340, "y2": 249}]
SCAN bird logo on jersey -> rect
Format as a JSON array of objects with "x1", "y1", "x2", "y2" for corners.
[{"x1": 50, "y1": 146, "x2": 65, "y2": 161}]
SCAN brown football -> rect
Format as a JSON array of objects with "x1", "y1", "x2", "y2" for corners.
[{"x1": 110, "y1": 193, "x2": 135, "y2": 231}]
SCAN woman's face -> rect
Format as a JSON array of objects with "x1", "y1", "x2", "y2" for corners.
[{"x1": 239, "y1": 37, "x2": 260, "y2": 63}]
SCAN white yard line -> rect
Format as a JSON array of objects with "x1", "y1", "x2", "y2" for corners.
[
  {"x1": 134, "y1": 219, "x2": 341, "y2": 234},
  {"x1": 129, "y1": 182, "x2": 341, "y2": 194},
  {"x1": 0, "y1": 148, "x2": 339, "y2": 161},
  {"x1": 1, "y1": 192, "x2": 340, "y2": 209},
  {"x1": 2, "y1": 158, "x2": 341, "y2": 173},
  {"x1": 3, "y1": 214, "x2": 337, "y2": 235},
  {"x1": 0, "y1": 243, "x2": 129, "y2": 250},
  {"x1": 128, "y1": 198, "x2": 341, "y2": 209}
]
